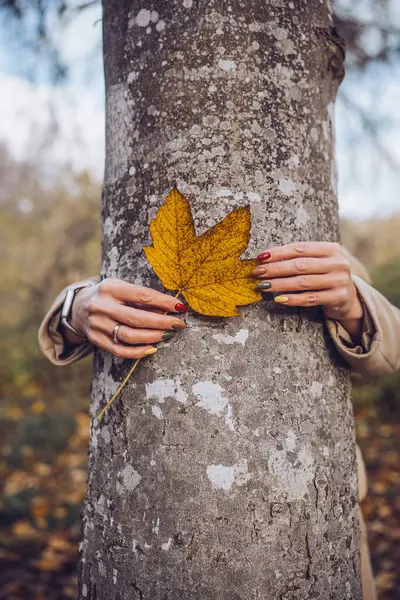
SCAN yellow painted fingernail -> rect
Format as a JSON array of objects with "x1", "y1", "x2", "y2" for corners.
[
  {"x1": 144, "y1": 347, "x2": 158, "y2": 356},
  {"x1": 274, "y1": 295, "x2": 289, "y2": 304}
]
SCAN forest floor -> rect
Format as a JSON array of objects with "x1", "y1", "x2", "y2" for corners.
[
  {"x1": 358, "y1": 408, "x2": 400, "y2": 600},
  {"x1": 0, "y1": 407, "x2": 399, "y2": 600}
]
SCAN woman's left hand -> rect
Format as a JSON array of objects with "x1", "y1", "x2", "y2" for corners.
[{"x1": 252, "y1": 241, "x2": 364, "y2": 322}]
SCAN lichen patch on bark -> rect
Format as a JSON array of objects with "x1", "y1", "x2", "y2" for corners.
[{"x1": 206, "y1": 459, "x2": 252, "y2": 491}]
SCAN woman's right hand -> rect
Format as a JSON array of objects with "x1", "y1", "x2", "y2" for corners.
[{"x1": 66, "y1": 278, "x2": 187, "y2": 359}]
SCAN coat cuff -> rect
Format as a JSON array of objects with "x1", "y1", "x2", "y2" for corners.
[
  {"x1": 38, "y1": 276, "x2": 100, "y2": 366},
  {"x1": 325, "y1": 275, "x2": 382, "y2": 370}
]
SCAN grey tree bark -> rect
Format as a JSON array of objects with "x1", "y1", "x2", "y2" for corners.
[{"x1": 79, "y1": 1, "x2": 361, "y2": 598}]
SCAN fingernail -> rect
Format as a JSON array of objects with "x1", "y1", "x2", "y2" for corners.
[
  {"x1": 252, "y1": 266, "x2": 267, "y2": 276},
  {"x1": 274, "y1": 295, "x2": 289, "y2": 304},
  {"x1": 172, "y1": 320, "x2": 186, "y2": 330},
  {"x1": 256, "y1": 251, "x2": 271, "y2": 261},
  {"x1": 162, "y1": 331, "x2": 176, "y2": 341},
  {"x1": 144, "y1": 347, "x2": 158, "y2": 356},
  {"x1": 175, "y1": 302, "x2": 187, "y2": 313},
  {"x1": 256, "y1": 281, "x2": 272, "y2": 291}
]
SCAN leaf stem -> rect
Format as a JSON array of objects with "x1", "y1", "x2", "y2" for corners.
[
  {"x1": 97, "y1": 359, "x2": 141, "y2": 422},
  {"x1": 97, "y1": 289, "x2": 182, "y2": 423}
]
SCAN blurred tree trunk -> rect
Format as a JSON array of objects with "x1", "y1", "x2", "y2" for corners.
[{"x1": 79, "y1": 1, "x2": 361, "y2": 598}]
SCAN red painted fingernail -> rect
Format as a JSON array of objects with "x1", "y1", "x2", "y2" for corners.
[
  {"x1": 175, "y1": 302, "x2": 187, "y2": 312},
  {"x1": 256, "y1": 251, "x2": 271, "y2": 261}
]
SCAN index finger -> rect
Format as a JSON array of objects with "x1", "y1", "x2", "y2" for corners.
[
  {"x1": 100, "y1": 279, "x2": 187, "y2": 313},
  {"x1": 257, "y1": 241, "x2": 342, "y2": 263}
]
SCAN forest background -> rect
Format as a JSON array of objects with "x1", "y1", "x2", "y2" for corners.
[{"x1": 0, "y1": 1, "x2": 399, "y2": 599}]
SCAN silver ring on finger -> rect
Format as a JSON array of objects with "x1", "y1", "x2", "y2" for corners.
[{"x1": 112, "y1": 322, "x2": 121, "y2": 344}]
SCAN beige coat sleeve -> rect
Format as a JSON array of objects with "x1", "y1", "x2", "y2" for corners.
[
  {"x1": 37, "y1": 275, "x2": 100, "y2": 366},
  {"x1": 324, "y1": 265, "x2": 400, "y2": 378}
]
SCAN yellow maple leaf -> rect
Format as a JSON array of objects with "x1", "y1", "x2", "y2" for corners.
[{"x1": 144, "y1": 187, "x2": 261, "y2": 316}]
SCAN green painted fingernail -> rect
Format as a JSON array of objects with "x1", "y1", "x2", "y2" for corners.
[
  {"x1": 256, "y1": 281, "x2": 272, "y2": 291},
  {"x1": 162, "y1": 331, "x2": 176, "y2": 341}
]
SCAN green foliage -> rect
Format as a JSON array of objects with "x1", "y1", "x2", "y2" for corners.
[
  {"x1": 0, "y1": 488, "x2": 37, "y2": 527},
  {"x1": 371, "y1": 261, "x2": 400, "y2": 309},
  {"x1": 352, "y1": 371, "x2": 400, "y2": 419},
  {"x1": 0, "y1": 148, "x2": 101, "y2": 415},
  {"x1": 5, "y1": 412, "x2": 76, "y2": 470}
]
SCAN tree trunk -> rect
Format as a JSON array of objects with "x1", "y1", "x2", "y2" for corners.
[{"x1": 80, "y1": 1, "x2": 361, "y2": 598}]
